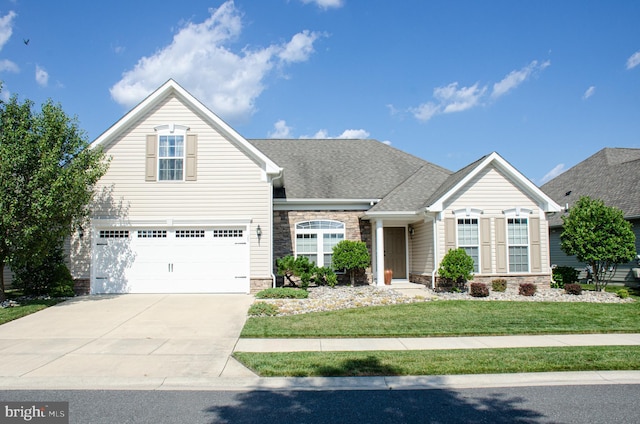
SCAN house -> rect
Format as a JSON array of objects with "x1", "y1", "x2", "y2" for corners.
[
  {"x1": 10, "y1": 79, "x2": 563, "y2": 294},
  {"x1": 541, "y1": 148, "x2": 640, "y2": 284}
]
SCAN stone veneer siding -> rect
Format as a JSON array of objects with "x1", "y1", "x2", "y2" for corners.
[
  {"x1": 251, "y1": 277, "x2": 273, "y2": 293},
  {"x1": 273, "y1": 210, "x2": 373, "y2": 284},
  {"x1": 410, "y1": 273, "x2": 552, "y2": 290}
]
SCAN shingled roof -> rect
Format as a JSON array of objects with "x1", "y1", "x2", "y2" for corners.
[
  {"x1": 541, "y1": 147, "x2": 640, "y2": 227},
  {"x1": 247, "y1": 139, "x2": 449, "y2": 202}
]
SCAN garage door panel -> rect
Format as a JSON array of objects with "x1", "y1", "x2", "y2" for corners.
[{"x1": 92, "y1": 227, "x2": 250, "y2": 294}]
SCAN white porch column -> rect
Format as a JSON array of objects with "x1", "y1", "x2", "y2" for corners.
[{"x1": 375, "y1": 219, "x2": 385, "y2": 286}]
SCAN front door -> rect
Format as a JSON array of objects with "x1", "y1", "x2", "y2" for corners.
[{"x1": 383, "y1": 227, "x2": 407, "y2": 279}]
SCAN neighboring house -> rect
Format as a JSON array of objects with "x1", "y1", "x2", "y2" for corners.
[
  {"x1": 4, "y1": 79, "x2": 563, "y2": 294},
  {"x1": 541, "y1": 148, "x2": 640, "y2": 284}
]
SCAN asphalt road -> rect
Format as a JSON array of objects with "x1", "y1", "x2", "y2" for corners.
[{"x1": 2, "y1": 385, "x2": 639, "y2": 423}]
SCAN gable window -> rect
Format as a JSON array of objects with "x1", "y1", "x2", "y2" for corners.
[
  {"x1": 158, "y1": 134, "x2": 184, "y2": 181},
  {"x1": 507, "y1": 217, "x2": 529, "y2": 272},
  {"x1": 457, "y1": 218, "x2": 479, "y2": 273},
  {"x1": 295, "y1": 220, "x2": 345, "y2": 268}
]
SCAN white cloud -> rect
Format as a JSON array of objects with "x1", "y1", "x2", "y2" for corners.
[
  {"x1": 491, "y1": 60, "x2": 550, "y2": 98},
  {"x1": 0, "y1": 11, "x2": 16, "y2": 50},
  {"x1": 540, "y1": 163, "x2": 566, "y2": 184},
  {"x1": 410, "y1": 102, "x2": 440, "y2": 122},
  {"x1": 278, "y1": 30, "x2": 323, "y2": 63},
  {"x1": 300, "y1": 0, "x2": 344, "y2": 10},
  {"x1": 110, "y1": 1, "x2": 324, "y2": 122},
  {"x1": 436, "y1": 82, "x2": 487, "y2": 113},
  {"x1": 302, "y1": 128, "x2": 370, "y2": 139},
  {"x1": 269, "y1": 119, "x2": 293, "y2": 138},
  {"x1": 0, "y1": 59, "x2": 18, "y2": 72},
  {"x1": 35, "y1": 65, "x2": 49, "y2": 87},
  {"x1": 582, "y1": 86, "x2": 596, "y2": 100},
  {"x1": 626, "y1": 51, "x2": 640, "y2": 70},
  {"x1": 411, "y1": 59, "x2": 550, "y2": 122}
]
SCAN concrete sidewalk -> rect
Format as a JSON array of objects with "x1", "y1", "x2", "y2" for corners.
[{"x1": 234, "y1": 333, "x2": 640, "y2": 352}]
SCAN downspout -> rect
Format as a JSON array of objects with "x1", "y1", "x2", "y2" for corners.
[{"x1": 269, "y1": 169, "x2": 284, "y2": 289}]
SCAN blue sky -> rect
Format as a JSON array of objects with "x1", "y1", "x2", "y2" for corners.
[{"x1": 0, "y1": 0, "x2": 638, "y2": 184}]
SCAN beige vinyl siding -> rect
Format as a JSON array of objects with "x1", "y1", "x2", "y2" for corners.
[
  {"x1": 2, "y1": 266, "x2": 13, "y2": 288},
  {"x1": 410, "y1": 220, "x2": 435, "y2": 275},
  {"x1": 90, "y1": 94, "x2": 272, "y2": 280},
  {"x1": 436, "y1": 165, "x2": 551, "y2": 275}
]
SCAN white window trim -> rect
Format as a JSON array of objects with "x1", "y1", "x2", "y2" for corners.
[
  {"x1": 453, "y1": 209, "x2": 482, "y2": 273},
  {"x1": 504, "y1": 208, "x2": 531, "y2": 273},
  {"x1": 155, "y1": 124, "x2": 189, "y2": 182},
  {"x1": 295, "y1": 220, "x2": 345, "y2": 268}
]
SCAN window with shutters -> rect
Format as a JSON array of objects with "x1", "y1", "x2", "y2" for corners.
[{"x1": 148, "y1": 125, "x2": 196, "y2": 182}]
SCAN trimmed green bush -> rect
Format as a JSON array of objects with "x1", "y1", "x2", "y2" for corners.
[
  {"x1": 491, "y1": 279, "x2": 507, "y2": 292},
  {"x1": 564, "y1": 283, "x2": 582, "y2": 295},
  {"x1": 617, "y1": 288, "x2": 630, "y2": 299},
  {"x1": 519, "y1": 283, "x2": 537, "y2": 297},
  {"x1": 248, "y1": 302, "x2": 279, "y2": 316},
  {"x1": 315, "y1": 266, "x2": 338, "y2": 287},
  {"x1": 437, "y1": 248, "x2": 474, "y2": 291},
  {"x1": 255, "y1": 288, "x2": 309, "y2": 299},
  {"x1": 332, "y1": 240, "x2": 371, "y2": 287},
  {"x1": 469, "y1": 282, "x2": 489, "y2": 297},
  {"x1": 276, "y1": 255, "x2": 316, "y2": 288},
  {"x1": 551, "y1": 266, "x2": 579, "y2": 289}
]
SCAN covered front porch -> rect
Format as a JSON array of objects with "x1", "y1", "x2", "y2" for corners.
[{"x1": 367, "y1": 215, "x2": 437, "y2": 288}]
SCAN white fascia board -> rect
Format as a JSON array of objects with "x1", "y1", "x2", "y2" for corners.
[
  {"x1": 362, "y1": 211, "x2": 419, "y2": 220},
  {"x1": 91, "y1": 79, "x2": 282, "y2": 177},
  {"x1": 426, "y1": 152, "x2": 562, "y2": 213},
  {"x1": 91, "y1": 217, "x2": 253, "y2": 228},
  {"x1": 273, "y1": 198, "x2": 379, "y2": 211}
]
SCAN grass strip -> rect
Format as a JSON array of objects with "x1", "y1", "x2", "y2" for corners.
[
  {"x1": 241, "y1": 300, "x2": 640, "y2": 338},
  {"x1": 0, "y1": 299, "x2": 64, "y2": 325},
  {"x1": 234, "y1": 345, "x2": 640, "y2": 377}
]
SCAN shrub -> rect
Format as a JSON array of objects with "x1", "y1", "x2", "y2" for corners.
[
  {"x1": 551, "y1": 266, "x2": 579, "y2": 289},
  {"x1": 617, "y1": 288, "x2": 630, "y2": 299},
  {"x1": 469, "y1": 282, "x2": 489, "y2": 297},
  {"x1": 276, "y1": 255, "x2": 316, "y2": 288},
  {"x1": 438, "y1": 248, "x2": 474, "y2": 288},
  {"x1": 332, "y1": 240, "x2": 371, "y2": 287},
  {"x1": 248, "y1": 302, "x2": 279, "y2": 316},
  {"x1": 12, "y1": 247, "x2": 74, "y2": 297},
  {"x1": 491, "y1": 279, "x2": 507, "y2": 292},
  {"x1": 255, "y1": 288, "x2": 309, "y2": 299},
  {"x1": 519, "y1": 283, "x2": 537, "y2": 297},
  {"x1": 564, "y1": 283, "x2": 582, "y2": 295},
  {"x1": 315, "y1": 266, "x2": 338, "y2": 287}
]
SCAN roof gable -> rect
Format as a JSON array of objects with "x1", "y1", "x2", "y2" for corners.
[
  {"x1": 92, "y1": 79, "x2": 281, "y2": 176},
  {"x1": 426, "y1": 152, "x2": 562, "y2": 213}
]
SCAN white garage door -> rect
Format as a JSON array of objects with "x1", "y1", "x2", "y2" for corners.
[{"x1": 92, "y1": 227, "x2": 249, "y2": 294}]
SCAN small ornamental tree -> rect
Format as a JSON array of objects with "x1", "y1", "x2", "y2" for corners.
[
  {"x1": 560, "y1": 196, "x2": 636, "y2": 291},
  {"x1": 438, "y1": 248, "x2": 474, "y2": 289},
  {"x1": 331, "y1": 240, "x2": 370, "y2": 287}
]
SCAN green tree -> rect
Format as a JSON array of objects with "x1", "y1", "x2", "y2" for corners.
[
  {"x1": 560, "y1": 196, "x2": 636, "y2": 291},
  {"x1": 0, "y1": 94, "x2": 108, "y2": 299},
  {"x1": 438, "y1": 248, "x2": 475, "y2": 289},
  {"x1": 331, "y1": 240, "x2": 370, "y2": 287}
]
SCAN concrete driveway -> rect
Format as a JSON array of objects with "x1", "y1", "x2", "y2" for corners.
[{"x1": 0, "y1": 294, "x2": 255, "y2": 389}]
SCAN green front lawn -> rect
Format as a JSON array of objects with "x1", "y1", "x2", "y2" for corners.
[
  {"x1": 234, "y1": 345, "x2": 640, "y2": 377},
  {"x1": 241, "y1": 300, "x2": 640, "y2": 338},
  {"x1": 0, "y1": 298, "x2": 65, "y2": 325}
]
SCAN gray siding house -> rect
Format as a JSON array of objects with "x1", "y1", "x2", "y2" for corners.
[{"x1": 541, "y1": 148, "x2": 640, "y2": 284}]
